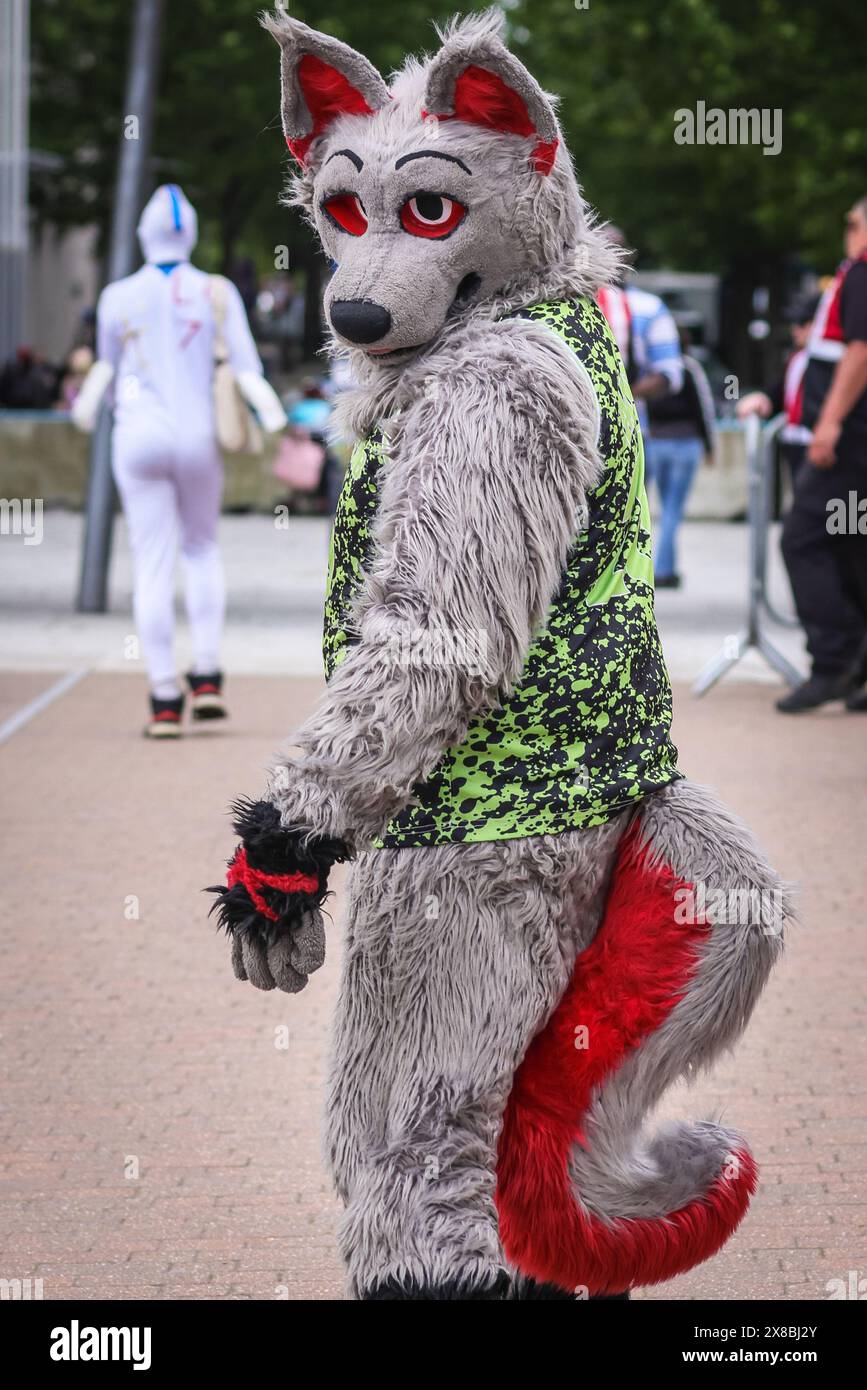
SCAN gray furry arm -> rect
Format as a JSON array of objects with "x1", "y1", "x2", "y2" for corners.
[{"x1": 269, "y1": 319, "x2": 602, "y2": 847}]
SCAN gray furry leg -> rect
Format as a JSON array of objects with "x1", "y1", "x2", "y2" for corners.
[{"x1": 325, "y1": 819, "x2": 627, "y2": 1299}]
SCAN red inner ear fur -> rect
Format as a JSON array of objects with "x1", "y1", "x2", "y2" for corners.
[
  {"x1": 453, "y1": 64, "x2": 536, "y2": 137},
  {"x1": 437, "y1": 64, "x2": 558, "y2": 176},
  {"x1": 285, "y1": 53, "x2": 375, "y2": 166}
]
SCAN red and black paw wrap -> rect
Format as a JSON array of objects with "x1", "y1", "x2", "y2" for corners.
[{"x1": 208, "y1": 798, "x2": 350, "y2": 949}]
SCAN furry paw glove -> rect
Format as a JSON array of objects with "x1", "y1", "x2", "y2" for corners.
[{"x1": 209, "y1": 798, "x2": 350, "y2": 992}]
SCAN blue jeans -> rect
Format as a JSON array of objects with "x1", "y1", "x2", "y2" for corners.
[{"x1": 645, "y1": 436, "x2": 703, "y2": 579}]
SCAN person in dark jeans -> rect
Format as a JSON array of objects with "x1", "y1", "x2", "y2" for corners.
[
  {"x1": 778, "y1": 197, "x2": 867, "y2": 713},
  {"x1": 646, "y1": 328, "x2": 716, "y2": 588}
]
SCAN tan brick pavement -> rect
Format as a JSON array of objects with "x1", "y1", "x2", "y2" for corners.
[{"x1": 0, "y1": 672, "x2": 864, "y2": 1301}]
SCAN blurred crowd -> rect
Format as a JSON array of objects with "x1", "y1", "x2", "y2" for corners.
[{"x1": 5, "y1": 188, "x2": 867, "y2": 723}]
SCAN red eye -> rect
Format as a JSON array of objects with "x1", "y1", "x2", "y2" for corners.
[
  {"x1": 322, "y1": 193, "x2": 368, "y2": 236},
  {"x1": 400, "y1": 194, "x2": 466, "y2": 239}
]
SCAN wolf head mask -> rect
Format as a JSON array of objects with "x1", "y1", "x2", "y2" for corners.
[{"x1": 263, "y1": 6, "x2": 617, "y2": 365}]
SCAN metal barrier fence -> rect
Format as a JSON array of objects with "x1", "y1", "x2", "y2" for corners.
[{"x1": 693, "y1": 412, "x2": 804, "y2": 696}]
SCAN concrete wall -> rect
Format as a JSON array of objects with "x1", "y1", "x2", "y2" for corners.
[
  {"x1": 26, "y1": 223, "x2": 101, "y2": 362},
  {"x1": 0, "y1": 415, "x2": 286, "y2": 511},
  {"x1": 0, "y1": 415, "x2": 751, "y2": 519}
]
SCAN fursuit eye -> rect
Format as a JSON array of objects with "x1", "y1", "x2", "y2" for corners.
[
  {"x1": 400, "y1": 194, "x2": 466, "y2": 239},
  {"x1": 322, "y1": 193, "x2": 368, "y2": 236}
]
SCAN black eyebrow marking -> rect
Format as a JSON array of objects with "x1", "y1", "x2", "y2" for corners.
[
  {"x1": 395, "y1": 150, "x2": 472, "y2": 175},
  {"x1": 325, "y1": 148, "x2": 363, "y2": 171}
]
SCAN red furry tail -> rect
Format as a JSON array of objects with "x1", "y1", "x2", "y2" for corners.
[{"x1": 495, "y1": 822, "x2": 758, "y2": 1294}]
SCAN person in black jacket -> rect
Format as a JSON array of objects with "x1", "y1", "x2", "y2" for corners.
[
  {"x1": 645, "y1": 327, "x2": 716, "y2": 588},
  {"x1": 776, "y1": 198, "x2": 867, "y2": 713}
]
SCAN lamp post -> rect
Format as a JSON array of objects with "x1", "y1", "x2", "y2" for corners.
[
  {"x1": 0, "y1": 0, "x2": 29, "y2": 365},
  {"x1": 77, "y1": 0, "x2": 165, "y2": 613}
]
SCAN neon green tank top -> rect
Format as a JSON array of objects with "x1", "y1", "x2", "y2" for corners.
[{"x1": 323, "y1": 296, "x2": 680, "y2": 847}]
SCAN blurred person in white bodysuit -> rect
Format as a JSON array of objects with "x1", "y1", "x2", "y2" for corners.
[{"x1": 74, "y1": 185, "x2": 286, "y2": 737}]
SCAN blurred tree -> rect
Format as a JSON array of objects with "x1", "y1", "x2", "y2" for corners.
[
  {"x1": 29, "y1": 0, "x2": 867, "y2": 360},
  {"x1": 29, "y1": 0, "x2": 130, "y2": 233},
  {"x1": 508, "y1": 0, "x2": 867, "y2": 274},
  {"x1": 29, "y1": 4, "x2": 456, "y2": 254},
  {"x1": 29, "y1": 0, "x2": 458, "y2": 354},
  {"x1": 508, "y1": 0, "x2": 867, "y2": 379}
]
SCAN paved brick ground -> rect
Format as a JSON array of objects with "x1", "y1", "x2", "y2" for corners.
[{"x1": 0, "y1": 671, "x2": 864, "y2": 1301}]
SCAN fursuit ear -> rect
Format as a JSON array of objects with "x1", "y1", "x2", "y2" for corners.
[
  {"x1": 422, "y1": 24, "x2": 560, "y2": 175},
  {"x1": 261, "y1": 7, "x2": 389, "y2": 167}
]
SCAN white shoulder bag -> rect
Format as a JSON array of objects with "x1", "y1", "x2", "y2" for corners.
[{"x1": 210, "y1": 275, "x2": 264, "y2": 455}]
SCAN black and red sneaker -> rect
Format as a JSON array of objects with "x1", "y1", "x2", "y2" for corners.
[
  {"x1": 144, "y1": 694, "x2": 184, "y2": 739},
  {"x1": 186, "y1": 671, "x2": 227, "y2": 721}
]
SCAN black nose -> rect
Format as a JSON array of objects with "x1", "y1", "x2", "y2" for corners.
[{"x1": 329, "y1": 299, "x2": 392, "y2": 344}]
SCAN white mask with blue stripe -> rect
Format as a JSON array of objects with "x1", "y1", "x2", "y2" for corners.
[{"x1": 137, "y1": 183, "x2": 199, "y2": 266}]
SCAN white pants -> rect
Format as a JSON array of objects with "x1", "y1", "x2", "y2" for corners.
[{"x1": 112, "y1": 420, "x2": 225, "y2": 697}]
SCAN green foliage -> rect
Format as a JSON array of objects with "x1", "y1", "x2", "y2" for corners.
[
  {"x1": 29, "y1": 0, "x2": 130, "y2": 233},
  {"x1": 29, "y1": 0, "x2": 459, "y2": 273},
  {"x1": 509, "y1": 0, "x2": 867, "y2": 273},
  {"x1": 29, "y1": 0, "x2": 867, "y2": 276}
]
